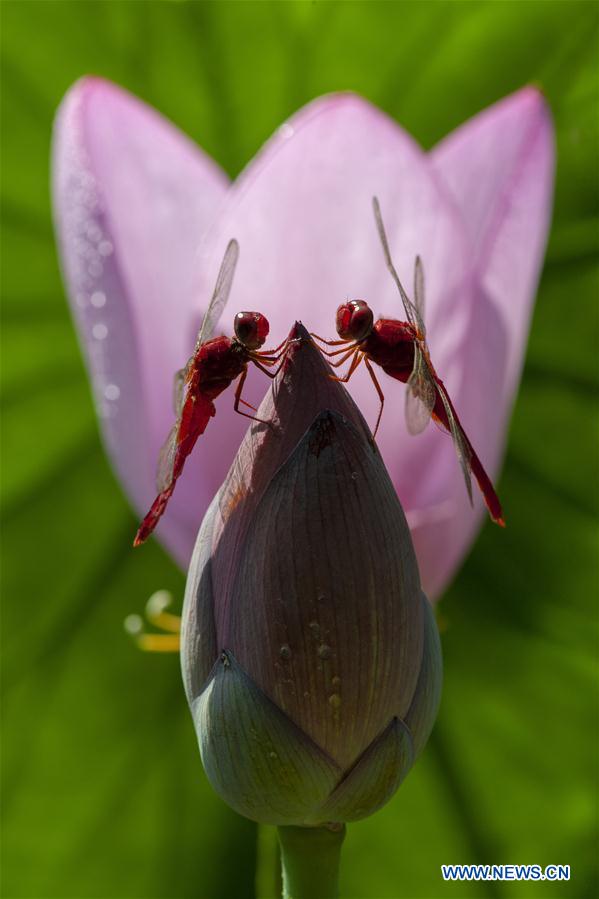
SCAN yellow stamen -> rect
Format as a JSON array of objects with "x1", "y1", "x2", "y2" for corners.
[
  {"x1": 145, "y1": 590, "x2": 182, "y2": 634},
  {"x1": 136, "y1": 633, "x2": 180, "y2": 652},
  {"x1": 124, "y1": 591, "x2": 181, "y2": 653}
]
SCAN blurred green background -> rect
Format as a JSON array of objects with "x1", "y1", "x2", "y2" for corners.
[{"x1": 1, "y1": 1, "x2": 597, "y2": 897}]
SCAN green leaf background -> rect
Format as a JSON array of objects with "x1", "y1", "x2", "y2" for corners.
[{"x1": 1, "y1": 1, "x2": 597, "y2": 897}]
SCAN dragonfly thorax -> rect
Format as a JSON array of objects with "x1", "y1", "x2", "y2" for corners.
[
  {"x1": 234, "y1": 311, "x2": 270, "y2": 350},
  {"x1": 336, "y1": 300, "x2": 374, "y2": 342}
]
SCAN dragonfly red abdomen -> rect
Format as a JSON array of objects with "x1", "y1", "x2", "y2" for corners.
[
  {"x1": 429, "y1": 379, "x2": 505, "y2": 526},
  {"x1": 133, "y1": 484, "x2": 176, "y2": 546},
  {"x1": 133, "y1": 389, "x2": 217, "y2": 546},
  {"x1": 171, "y1": 391, "x2": 217, "y2": 479}
]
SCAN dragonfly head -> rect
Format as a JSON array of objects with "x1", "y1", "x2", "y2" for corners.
[
  {"x1": 234, "y1": 312, "x2": 270, "y2": 350},
  {"x1": 336, "y1": 300, "x2": 374, "y2": 342}
]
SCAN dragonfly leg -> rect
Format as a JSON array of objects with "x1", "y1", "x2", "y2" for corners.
[
  {"x1": 250, "y1": 355, "x2": 287, "y2": 379},
  {"x1": 254, "y1": 348, "x2": 287, "y2": 364},
  {"x1": 328, "y1": 348, "x2": 363, "y2": 383},
  {"x1": 252, "y1": 355, "x2": 281, "y2": 369},
  {"x1": 364, "y1": 357, "x2": 385, "y2": 439},
  {"x1": 323, "y1": 344, "x2": 360, "y2": 359},
  {"x1": 311, "y1": 339, "x2": 355, "y2": 357},
  {"x1": 328, "y1": 347, "x2": 358, "y2": 368},
  {"x1": 234, "y1": 368, "x2": 272, "y2": 426},
  {"x1": 252, "y1": 339, "x2": 293, "y2": 374},
  {"x1": 259, "y1": 336, "x2": 290, "y2": 356},
  {"x1": 310, "y1": 333, "x2": 350, "y2": 347}
]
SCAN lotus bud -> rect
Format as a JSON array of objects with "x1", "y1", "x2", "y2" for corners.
[{"x1": 180, "y1": 324, "x2": 442, "y2": 826}]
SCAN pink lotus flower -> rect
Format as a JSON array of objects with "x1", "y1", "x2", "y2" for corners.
[{"x1": 52, "y1": 78, "x2": 554, "y2": 598}]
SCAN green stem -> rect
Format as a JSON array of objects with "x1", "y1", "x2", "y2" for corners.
[{"x1": 277, "y1": 825, "x2": 346, "y2": 899}]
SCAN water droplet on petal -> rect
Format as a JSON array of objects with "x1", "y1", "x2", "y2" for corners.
[
  {"x1": 104, "y1": 384, "x2": 120, "y2": 401},
  {"x1": 90, "y1": 291, "x2": 106, "y2": 308},
  {"x1": 92, "y1": 323, "x2": 108, "y2": 340},
  {"x1": 279, "y1": 644, "x2": 292, "y2": 660},
  {"x1": 328, "y1": 693, "x2": 341, "y2": 709},
  {"x1": 318, "y1": 644, "x2": 331, "y2": 660},
  {"x1": 86, "y1": 223, "x2": 102, "y2": 242},
  {"x1": 88, "y1": 260, "x2": 103, "y2": 278}
]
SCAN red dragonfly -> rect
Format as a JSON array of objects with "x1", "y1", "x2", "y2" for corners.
[
  {"x1": 134, "y1": 239, "x2": 287, "y2": 546},
  {"x1": 312, "y1": 198, "x2": 504, "y2": 526}
]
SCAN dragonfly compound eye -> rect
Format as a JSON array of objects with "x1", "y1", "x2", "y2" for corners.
[
  {"x1": 234, "y1": 312, "x2": 270, "y2": 349},
  {"x1": 336, "y1": 300, "x2": 374, "y2": 341}
]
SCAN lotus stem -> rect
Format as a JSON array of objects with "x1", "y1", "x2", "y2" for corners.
[{"x1": 277, "y1": 824, "x2": 346, "y2": 899}]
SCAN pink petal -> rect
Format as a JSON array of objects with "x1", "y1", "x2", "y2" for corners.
[
  {"x1": 52, "y1": 77, "x2": 229, "y2": 562},
  {"x1": 193, "y1": 93, "x2": 473, "y2": 586},
  {"x1": 417, "y1": 87, "x2": 555, "y2": 596}
]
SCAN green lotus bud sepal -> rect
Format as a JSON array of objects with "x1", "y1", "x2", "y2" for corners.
[{"x1": 181, "y1": 324, "x2": 442, "y2": 826}]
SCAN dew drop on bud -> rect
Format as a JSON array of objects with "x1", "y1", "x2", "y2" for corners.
[
  {"x1": 318, "y1": 644, "x2": 331, "y2": 660},
  {"x1": 279, "y1": 644, "x2": 292, "y2": 660},
  {"x1": 328, "y1": 693, "x2": 341, "y2": 709}
]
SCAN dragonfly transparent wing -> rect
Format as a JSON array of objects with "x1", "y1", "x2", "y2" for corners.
[
  {"x1": 413, "y1": 256, "x2": 425, "y2": 327},
  {"x1": 172, "y1": 365, "x2": 189, "y2": 416},
  {"x1": 436, "y1": 383, "x2": 474, "y2": 505},
  {"x1": 405, "y1": 342, "x2": 436, "y2": 434},
  {"x1": 156, "y1": 423, "x2": 179, "y2": 493},
  {"x1": 194, "y1": 238, "x2": 240, "y2": 351},
  {"x1": 372, "y1": 197, "x2": 426, "y2": 337}
]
